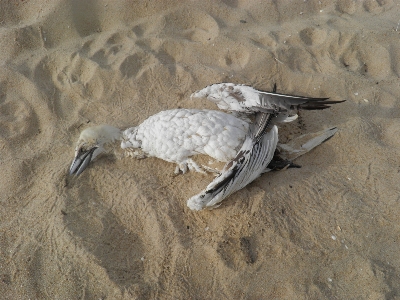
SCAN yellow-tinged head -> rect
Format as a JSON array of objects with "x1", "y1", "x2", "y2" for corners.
[{"x1": 69, "y1": 125, "x2": 122, "y2": 176}]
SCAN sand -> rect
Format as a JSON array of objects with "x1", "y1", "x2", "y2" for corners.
[{"x1": 1, "y1": 0, "x2": 400, "y2": 299}]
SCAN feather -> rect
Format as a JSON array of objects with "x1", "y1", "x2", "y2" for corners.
[
  {"x1": 191, "y1": 83, "x2": 345, "y2": 117},
  {"x1": 187, "y1": 124, "x2": 278, "y2": 211}
]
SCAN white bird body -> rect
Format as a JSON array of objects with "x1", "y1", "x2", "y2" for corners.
[{"x1": 121, "y1": 109, "x2": 249, "y2": 169}]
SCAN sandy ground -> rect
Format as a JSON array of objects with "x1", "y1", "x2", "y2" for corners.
[{"x1": 1, "y1": 0, "x2": 400, "y2": 299}]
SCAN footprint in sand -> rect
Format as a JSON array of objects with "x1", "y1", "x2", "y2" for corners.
[
  {"x1": 335, "y1": 0, "x2": 394, "y2": 16},
  {"x1": 119, "y1": 51, "x2": 158, "y2": 79},
  {"x1": 299, "y1": 27, "x2": 328, "y2": 46},
  {"x1": 338, "y1": 36, "x2": 391, "y2": 80},
  {"x1": 363, "y1": 0, "x2": 394, "y2": 13},
  {"x1": 90, "y1": 32, "x2": 136, "y2": 69},
  {"x1": 132, "y1": 15, "x2": 166, "y2": 38},
  {"x1": 55, "y1": 52, "x2": 104, "y2": 101},
  {"x1": 0, "y1": 81, "x2": 39, "y2": 142},
  {"x1": 68, "y1": 28, "x2": 161, "y2": 80},
  {"x1": 223, "y1": 46, "x2": 250, "y2": 69},
  {"x1": 217, "y1": 235, "x2": 256, "y2": 269},
  {"x1": 163, "y1": 8, "x2": 219, "y2": 43},
  {"x1": 336, "y1": 0, "x2": 358, "y2": 14}
]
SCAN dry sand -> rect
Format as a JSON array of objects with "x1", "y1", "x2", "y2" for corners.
[{"x1": 1, "y1": 0, "x2": 400, "y2": 299}]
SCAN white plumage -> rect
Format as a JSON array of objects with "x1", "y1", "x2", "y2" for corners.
[
  {"x1": 70, "y1": 83, "x2": 344, "y2": 210},
  {"x1": 121, "y1": 109, "x2": 249, "y2": 169},
  {"x1": 70, "y1": 109, "x2": 251, "y2": 177}
]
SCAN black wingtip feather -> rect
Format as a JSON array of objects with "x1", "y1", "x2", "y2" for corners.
[{"x1": 300, "y1": 99, "x2": 346, "y2": 110}]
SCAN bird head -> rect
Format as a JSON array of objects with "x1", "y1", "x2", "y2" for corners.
[{"x1": 69, "y1": 125, "x2": 122, "y2": 176}]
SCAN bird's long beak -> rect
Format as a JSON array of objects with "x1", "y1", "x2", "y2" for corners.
[{"x1": 69, "y1": 146, "x2": 98, "y2": 176}]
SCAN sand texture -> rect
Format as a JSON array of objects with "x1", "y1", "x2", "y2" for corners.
[{"x1": 1, "y1": 0, "x2": 400, "y2": 299}]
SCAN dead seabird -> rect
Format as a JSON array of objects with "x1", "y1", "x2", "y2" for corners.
[{"x1": 70, "y1": 84, "x2": 344, "y2": 210}]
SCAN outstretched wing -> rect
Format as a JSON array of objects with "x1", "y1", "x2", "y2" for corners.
[
  {"x1": 191, "y1": 83, "x2": 345, "y2": 116},
  {"x1": 187, "y1": 123, "x2": 278, "y2": 211}
]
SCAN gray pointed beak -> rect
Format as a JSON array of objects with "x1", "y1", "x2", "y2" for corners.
[{"x1": 69, "y1": 146, "x2": 98, "y2": 176}]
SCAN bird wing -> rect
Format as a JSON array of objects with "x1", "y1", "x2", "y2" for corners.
[
  {"x1": 187, "y1": 123, "x2": 278, "y2": 211},
  {"x1": 256, "y1": 90, "x2": 344, "y2": 112},
  {"x1": 191, "y1": 83, "x2": 345, "y2": 116},
  {"x1": 191, "y1": 83, "x2": 259, "y2": 112},
  {"x1": 276, "y1": 127, "x2": 338, "y2": 161}
]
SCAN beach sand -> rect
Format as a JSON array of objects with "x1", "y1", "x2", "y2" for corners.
[{"x1": 1, "y1": 0, "x2": 400, "y2": 298}]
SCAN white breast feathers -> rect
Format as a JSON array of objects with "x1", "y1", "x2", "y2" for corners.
[{"x1": 122, "y1": 109, "x2": 249, "y2": 166}]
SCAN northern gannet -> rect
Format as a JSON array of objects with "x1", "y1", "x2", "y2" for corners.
[{"x1": 70, "y1": 84, "x2": 344, "y2": 210}]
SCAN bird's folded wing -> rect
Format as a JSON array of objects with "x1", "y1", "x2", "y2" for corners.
[
  {"x1": 187, "y1": 125, "x2": 278, "y2": 211},
  {"x1": 191, "y1": 83, "x2": 344, "y2": 115},
  {"x1": 257, "y1": 91, "x2": 344, "y2": 111}
]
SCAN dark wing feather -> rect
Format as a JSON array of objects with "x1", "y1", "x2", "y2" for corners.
[
  {"x1": 257, "y1": 91, "x2": 345, "y2": 112},
  {"x1": 187, "y1": 122, "x2": 278, "y2": 210}
]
